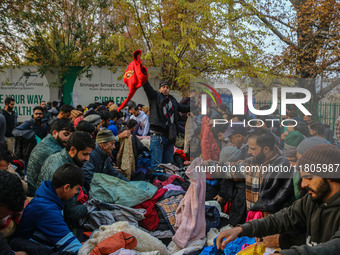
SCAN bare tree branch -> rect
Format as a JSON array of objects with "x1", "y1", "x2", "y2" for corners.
[
  {"x1": 322, "y1": 56, "x2": 340, "y2": 68},
  {"x1": 261, "y1": 14, "x2": 295, "y2": 30},
  {"x1": 317, "y1": 81, "x2": 339, "y2": 98},
  {"x1": 239, "y1": 0, "x2": 297, "y2": 48}
]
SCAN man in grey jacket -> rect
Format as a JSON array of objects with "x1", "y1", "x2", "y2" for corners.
[{"x1": 216, "y1": 144, "x2": 340, "y2": 255}]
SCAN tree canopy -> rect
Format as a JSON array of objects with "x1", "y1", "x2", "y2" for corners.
[{"x1": 1, "y1": 0, "x2": 339, "y2": 95}]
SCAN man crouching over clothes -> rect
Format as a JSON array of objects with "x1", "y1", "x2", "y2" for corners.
[{"x1": 216, "y1": 144, "x2": 340, "y2": 255}]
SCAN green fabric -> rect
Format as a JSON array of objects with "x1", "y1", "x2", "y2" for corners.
[
  {"x1": 90, "y1": 173, "x2": 158, "y2": 207},
  {"x1": 293, "y1": 171, "x2": 301, "y2": 200},
  {"x1": 27, "y1": 134, "x2": 63, "y2": 195},
  {"x1": 35, "y1": 135, "x2": 42, "y2": 144},
  {"x1": 285, "y1": 131, "x2": 305, "y2": 147}
]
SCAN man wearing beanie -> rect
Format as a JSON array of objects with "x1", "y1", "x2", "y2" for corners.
[
  {"x1": 142, "y1": 80, "x2": 190, "y2": 170},
  {"x1": 223, "y1": 124, "x2": 250, "y2": 160},
  {"x1": 284, "y1": 131, "x2": 305, "y2": 151},
  {"x1": 216, "y1": 144, "x2": 340, "y2": 254},
  {"x1": 82, "y1": 128, "x2": 129, "y2": 192},
  {"x1": 296, "y1": 136, "x2": 329, "y2": 159}
]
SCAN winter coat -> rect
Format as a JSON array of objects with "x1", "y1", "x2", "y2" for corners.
[
  {"x1": 1, "y1": 109, "x2": 17, "y2": 137},
  {"x1": 14, "y1": 181, "x2": 82, "y2": 253},
  {"x1": 142, "y1": 81, "x2": 190, "y2": 135},
  {"x1": 200, "y1": 116, "x2": 220, "y2": 161},
  {"x1": 14, "y1": 118, "x2": 49, "y2": 139},
  {"x1": 213, "y1": 146, "x2": 293, "y2": 212},
  {"x1": 241, "y1": 191, "x2": 340, "y2": 255},
  {"x1": 107, "y1": 121, "x2": 119, "y2": 136},
  {"x1": 12, "y1": 119, "x2": 49, "y2": 161},
  {"x1": 12, "y1": 126, "x2": 36, "y2": 161},
  {"x1": 27, "y1": 134, "x2": 63, "y2": 196},
  {"x1": 82, "y1": 143, "x2": 129, "y2": 192},
  {"x1": 249, "y1": 152, "x2": 294, "y2": 213}
]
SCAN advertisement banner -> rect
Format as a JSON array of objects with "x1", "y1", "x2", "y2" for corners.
[{"x1": 0, "y1": 67, "x2": 56, "y2": 122}]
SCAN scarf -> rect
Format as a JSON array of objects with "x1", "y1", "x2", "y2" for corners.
[{"x1": 162, "y1": 97, "x2": 174, "y2": 126}]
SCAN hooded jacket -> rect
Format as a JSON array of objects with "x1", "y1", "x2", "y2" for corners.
[
  {"x1": 241, "y1": 191, "x2": 340, "y2": 254},
  {"x1": 14, "y1": 181, "x2": 82, "y2": 253},
  {"x1": 142, "y1": 81, "x2": 190, "y2": 135},
  {"x1": 82, "y1": 143, "x2": 128, "y2": 192},
  {"x1": 27, "y1": 134, "x2": 63, "y2": 196}
]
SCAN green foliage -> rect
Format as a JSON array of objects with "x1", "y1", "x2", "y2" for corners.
[{"x1": 1, "y1": 0, "x2": 270, "y2": 91}]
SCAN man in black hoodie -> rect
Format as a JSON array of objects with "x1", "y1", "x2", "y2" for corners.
[
  {"x1": 143, "y1": 81, "x2": 190, "y2": 170},
  {"x1": 216, "y1": 144, "x2": 340, "y2": 255}
]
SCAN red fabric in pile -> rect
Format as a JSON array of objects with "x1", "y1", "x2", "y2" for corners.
[
  {"x1": 76, "y1": 187, "x2": 88, "y2": 204},
  {"x1": 174, "y1": 149, "x2": 190, "y2": 161},
  {"x1": 134, "y1": 188, "x2": 167, "y2": 231},
  {"x1": 153, "y1": 175, "x2": 185, "y2": 187}
]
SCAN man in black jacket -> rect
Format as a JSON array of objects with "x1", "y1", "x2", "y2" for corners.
[
  {"x1": 143, "y1": 80, "x2": 190, "y2": 170},
  {"x1": 1, "y1": 97, "x2": 18, "y2": 152},
  {"x1": 216, "y1": 144, "x2": 340, "y2": 255}
]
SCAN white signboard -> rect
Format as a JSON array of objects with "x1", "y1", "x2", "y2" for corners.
[
  {"x1": 0, "y1": 66, "x2": 56, "y2": 122},
  {"x1": 71, "y1": 67, "x2": 160, "y2": 108}
]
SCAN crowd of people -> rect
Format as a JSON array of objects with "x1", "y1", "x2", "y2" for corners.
[{"x1": 1, "y1": 79, "x2": 340, "y2": 255}]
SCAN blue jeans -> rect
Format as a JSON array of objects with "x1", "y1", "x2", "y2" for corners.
[{"x1": 149, "y1": 135, "x2": 174, "y2": 170}]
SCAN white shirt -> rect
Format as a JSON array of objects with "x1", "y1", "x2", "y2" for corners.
[{"x1": 130, "y1": 111, "x2": 150, "y2": 136}]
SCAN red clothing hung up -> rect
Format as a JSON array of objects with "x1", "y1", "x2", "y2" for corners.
[
  {"x1": 200, "y1": 116, "x2": 220, "y2": 161},
  {"x1": 117, "y1": 50, "x2": 149, "y2": 112}
]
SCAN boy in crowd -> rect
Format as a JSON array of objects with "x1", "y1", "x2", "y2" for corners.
[{"x1": 13, "y1": 163, "x2": 84, "y2": 254}]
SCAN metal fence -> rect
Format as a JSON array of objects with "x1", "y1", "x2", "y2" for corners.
[{"x1": 254, "y1": 101, "x2": 340, "y2": 131}]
